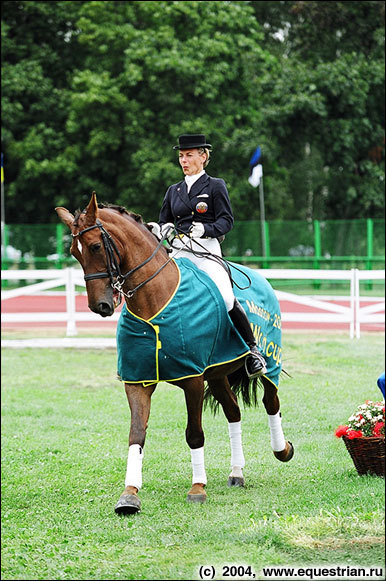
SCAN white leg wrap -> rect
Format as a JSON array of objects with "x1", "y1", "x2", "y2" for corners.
[
  {"x1": 190, "y1": 446, "x2": 207, "y2": 485},
  {"x1": 228, "y1": 421, "x2": 245, "y2": 468},
  {"x1": 124, "y1": 444, "x2": 144, "y2": 490},
  {"x1": 268, "y1": 412, "x2": 286, "y2": 452}
]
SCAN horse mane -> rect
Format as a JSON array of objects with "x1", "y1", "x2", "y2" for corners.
[
  {"x1": 97, "y1": 203, "x2": 144, "y2": 224},
  {"x1": 73, "y1": 203, "x2": 144, "y2": 228}
]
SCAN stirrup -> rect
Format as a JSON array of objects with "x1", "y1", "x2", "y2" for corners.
[{"x1": 245, "y1": 348, "x2": 267, "y2": 379}]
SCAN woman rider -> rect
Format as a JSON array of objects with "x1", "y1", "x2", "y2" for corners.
[{"x1": 149, "y1": 134, "x2": 267, "y2": 378}]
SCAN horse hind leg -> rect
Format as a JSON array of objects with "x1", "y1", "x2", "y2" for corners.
[
  {"x1": 261, "y1": 377, "x2": 294, "y2": 462},
  {"x1": 227, "y1": 421, "x2": 245, "y2": 488},
  {"x1": 178, "y1": 376, "x2": 208, "y2": 503},
  {"x1": 207, "y1": 376, "x2": 245, "y2": 487}
]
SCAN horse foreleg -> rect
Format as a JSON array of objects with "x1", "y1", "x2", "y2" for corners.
[
  {"x1": 207, "y1": 377, "x2": 245, "y2": 487},
  {"x1": 261, "y1": 377, "x2": 294, "y2": 462},
  {"x1": 178, "y1": 376, "x2": 207, "y2": 503},
  {"x1": 114, "y1": 382, "x2": 156, "y2": 515}
]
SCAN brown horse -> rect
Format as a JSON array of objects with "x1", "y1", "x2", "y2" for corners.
[{"x1": 56, "y1": 192, "x2": 293, "y2": 515}]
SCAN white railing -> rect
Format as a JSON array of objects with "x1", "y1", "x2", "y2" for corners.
[
  {"x1": 264, "y1": 268, "x2": 385, "y2": 339},
  {"x1": 1, "y1": 268, "x2": 384, "y2": 339},
  {"x1": 2, "y1": 268, "x2": 91, "y2": 337}
]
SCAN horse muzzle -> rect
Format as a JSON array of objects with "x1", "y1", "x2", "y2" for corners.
[{"x1": 89, "y1": 300, "x2": 115, "y2": 317}]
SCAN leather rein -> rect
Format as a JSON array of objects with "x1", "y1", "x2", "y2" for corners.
[{"x1": 72, "y1": 219, "x2": 173, "y2": 300}]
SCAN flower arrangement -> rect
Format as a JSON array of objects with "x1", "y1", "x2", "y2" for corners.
[{"x1": 335, "y1": 400, "x2": 385, "y2": 440}]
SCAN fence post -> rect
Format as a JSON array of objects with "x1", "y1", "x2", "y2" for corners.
[
  {"x1": 65, "y1": 267, "x2": 78, "y2": 337},
  {"x1": 313, "y1": 220, "x2": 321, "y2": 289},
  {"x1": 263, "y1": 221, "x2": 270, "y2": 268},
  {"x1": 353, "y1": 268, "x2": 360, "y2": 339},
  {"x1": 366, "y1": 219, "x2": 373, "y2": 290},
  {"x1": 349, "y1": 269, "x2": 355, "y2": 339},
  {"x1": 313, "y1": 220, "x2": 321, "y2": 268},
  {"x1": 1, "y1": 223, "x2": 9, "y2": 287},
  {"x1": 56, "y1": 223, "x2": 64, "y2": 269}
]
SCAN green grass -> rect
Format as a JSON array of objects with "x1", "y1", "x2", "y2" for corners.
[
  {"x1": 1, "y1": 333, "x2": 385, "y2": 580},
  {"x1": 2, "y1": 327, "x2": 117, "y2": 340}
]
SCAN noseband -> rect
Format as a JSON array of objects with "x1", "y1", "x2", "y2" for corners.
[{"x1": 73, "y1": 219, "x2": 172, "y2": 299}]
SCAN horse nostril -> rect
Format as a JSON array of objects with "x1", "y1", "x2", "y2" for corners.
[{"x1": 97, "y1": 301, "x2": 114, "y2": 317}]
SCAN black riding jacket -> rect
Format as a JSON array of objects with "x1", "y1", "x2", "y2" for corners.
[{"x1": 159, "y1": 172, "x2": 234, "y2": 239}]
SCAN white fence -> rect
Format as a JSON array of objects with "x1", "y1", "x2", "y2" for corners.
[{"x1": 1, "y1": 268, "x2": 385, "y2": 339}]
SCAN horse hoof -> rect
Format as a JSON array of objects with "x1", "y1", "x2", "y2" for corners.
[
  {"x1": 187, "y1": 483, "x2": 207, "y2": 503},
  {"x1": 273, "y1": 441, "x2": 294, "y2": 463},
  {"x1": 227, "y1": 476, "x2": 245, "y2": 487},
  {"x1": 114, "y1": 487, "x2": 141, "y2": 515}
]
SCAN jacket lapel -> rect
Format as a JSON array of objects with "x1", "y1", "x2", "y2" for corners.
[
  {"x1": 175, "y1": 180, "x2": 192, "y2": 211},
  {"x1": 189, "y1": 172, "x2": 209, "y2": 199}
]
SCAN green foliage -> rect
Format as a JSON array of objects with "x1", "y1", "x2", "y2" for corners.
[{"x1": 1, "y1": 1, "x2": 384, "y2": 224}]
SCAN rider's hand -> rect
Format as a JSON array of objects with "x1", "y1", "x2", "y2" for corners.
[
  {"x1": 160, "y1": 222, "x2": 176, "y2": 245},
  {"x1": 189, "y1": 222, "x2": 205, "y2": 238},
  {"x1": 147, "y1": 222, "x2": 161, "y2": 240}
]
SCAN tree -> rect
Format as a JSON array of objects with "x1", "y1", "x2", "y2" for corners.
[
  {"x1": 1, "y1": 1, "x2": 86, "y2": 222},
  {"x1": 251, "y1": 0, "x2": 385, "y2": 219},
  {"x1": 1, "y1": 1, "x2": 384, "y2": 224},
  {"x1": 53, "y1": 0, "x2": 274, "y2": 222}
]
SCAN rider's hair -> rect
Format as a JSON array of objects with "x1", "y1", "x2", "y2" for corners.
[{"x1": 197, "y1": 147, "x2": 210, "y2": 168}]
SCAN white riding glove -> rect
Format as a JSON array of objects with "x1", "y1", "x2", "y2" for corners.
[
  {"x1": 160, "y1": 222, "x2": 176, "y2": 245},
  {"x1": 147, "y1": 222, "x2": 161, "y2": 240},
  {"x1": 189, "y1": 221, "x2": 205, "y2": 239}
]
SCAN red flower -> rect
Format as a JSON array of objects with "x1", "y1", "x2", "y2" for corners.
[
  {"x1": 346, "y1": 429, "x2": 363, "y2": 439},
  {"x1": 373, "y1": 421, "x2": 385, "y2": 437},
  {"x1": 335, "y1": 425, "x2": 349, "y2": 438}
]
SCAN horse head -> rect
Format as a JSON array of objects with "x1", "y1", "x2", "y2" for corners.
[
  {"x1": 56, "y1": 192, "x2": 173, "y2": 319},
  {"x1": 56, "y1": 192, "x2": 121, "y2": 316}
]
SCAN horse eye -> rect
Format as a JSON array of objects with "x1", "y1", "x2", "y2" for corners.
[{"x1": 90, "y1": 243, "x2": 102, "y2": 254}]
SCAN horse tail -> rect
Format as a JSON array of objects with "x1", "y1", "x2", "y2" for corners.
[
  {"x1": 227, "y1": 367, "x2": 261, "y2": 407},
  {"x1": 203, "y1": 367, "x2": 262, "y2": 415}
]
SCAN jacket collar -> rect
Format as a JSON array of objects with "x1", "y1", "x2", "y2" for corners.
[{"x1": 188, "y1": 172, "x2": 209, "y2": 198}]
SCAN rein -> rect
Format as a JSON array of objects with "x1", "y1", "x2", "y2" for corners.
[
  {"x1": 73, "y1": 219, "x2": 173, "y2": 299},
  {"x1": 171, "y1": 226, "x2": 252, "y2": 291}
]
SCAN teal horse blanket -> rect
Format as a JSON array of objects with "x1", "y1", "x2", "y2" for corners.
[{"x1": 117, "y1": 257, "x2": 282, "y2": 387}]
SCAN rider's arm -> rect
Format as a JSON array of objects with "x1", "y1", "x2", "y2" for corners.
[
  {"x1": 201, "y1": 178, "x2": 234, "y2": 239},
  {"x1": 159, "y1": 187, "x2": 175, "y2": 227}
]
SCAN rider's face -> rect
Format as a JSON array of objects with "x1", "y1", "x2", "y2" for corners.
[{"x1": 179, "y1": 149, "x2": 206, "y2": 176}]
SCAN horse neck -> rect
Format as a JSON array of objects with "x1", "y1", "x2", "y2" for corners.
[{"x1": 117, "y1": 219, "x2": 178, "y2": 320}]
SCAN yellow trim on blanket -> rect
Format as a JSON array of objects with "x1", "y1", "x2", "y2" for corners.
[
  {"x1": 260, "y1": 374, "x2": 279, "y2": 390},
  {"x1": 124, "y1": 259, "x2": 181, "y2": 323},
  {"x1": 119, "y1": 263, "x2": 182, "y2": 387},
  {"x1": 117, "y1": 350, "x2": 251, "y2": 386}
]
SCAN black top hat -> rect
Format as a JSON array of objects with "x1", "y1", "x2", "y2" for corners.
[{"x1": 173, "y1": 134, "x2": 212, "y2": 150}]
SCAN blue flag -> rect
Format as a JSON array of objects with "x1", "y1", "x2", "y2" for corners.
[{"x1": 248, "y1": 146, "x2": 263, "y2": 188}]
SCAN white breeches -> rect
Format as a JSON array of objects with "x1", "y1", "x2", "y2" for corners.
[{"x1": 171, "y1": 236, "x2": 235, "y2": 311}]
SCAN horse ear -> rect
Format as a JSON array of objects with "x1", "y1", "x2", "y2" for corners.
[
  {"x1": 55, "y1": 207, "x2": 75, "y2": 231},
  {"x1": 84, "y1": 191, "x2": 98, "y2": 226}
]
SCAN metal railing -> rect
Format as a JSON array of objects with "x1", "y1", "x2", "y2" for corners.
[{"x1": 2, "y1": 218, "x2": 384, "y2": 273}]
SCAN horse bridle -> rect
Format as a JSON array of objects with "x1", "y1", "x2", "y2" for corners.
[{"x1": 73, "y1": 219, "x2": 173, "y2": 299}]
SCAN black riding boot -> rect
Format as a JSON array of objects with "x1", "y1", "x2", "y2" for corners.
[{"x1": 228, "y1": 299, "x2": 267, "y2": 378}]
